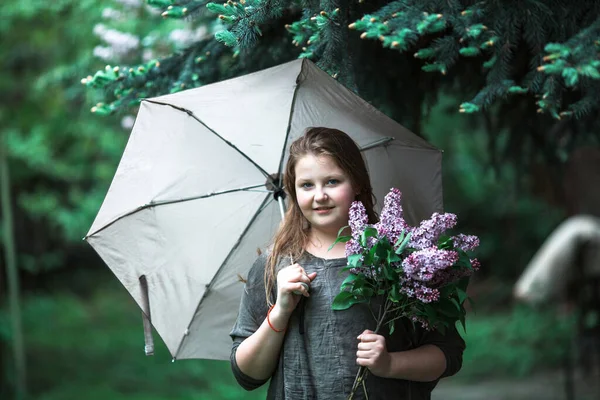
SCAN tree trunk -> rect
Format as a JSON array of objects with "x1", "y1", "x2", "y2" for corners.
[{"x1": 1, "y1": 140, "x2": 27, "y2": 400}]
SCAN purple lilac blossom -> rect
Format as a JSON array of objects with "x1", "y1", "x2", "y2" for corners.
[
  {"x1": 349, "y1": 266, "x2": 378, "y2": 279},
  {"x1": 429, "y1": 265, "x2": 472, "y2": 287},
  {"x1": 402, "y1": 248, "x2": 459, "y2": 280},
  {"x1": 409, "y1": 212, "x2": 458, "y2": 250},
  {"x1": 470, "y1": 258, "x2": 481, "y2": 271},
  {"x1": 452, "y1": 234, "x2": 480, "y2": 252},
  {"x1": 348, "y1": 201, "x2": 369, "y2": 239},
  {"x1": 411, "y1": 315, "x2": 431, "y2": 330},
  {"x1": 414, "y1": 285, "x2": 440, "y2": 303},
  {"x1": 345, "y1": 238, "x2": 363, "y2": 257},
  {"x1": 399, "y1": 280, "x2": 440, "y2": 303},
  {"x1": 376, "y1": 188, "x2": 411, "y2": 245}
]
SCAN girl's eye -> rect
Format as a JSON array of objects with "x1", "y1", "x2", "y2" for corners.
[
  {"x1": 328, "y1": 179, "x2": 339, "y2": 185},
  {"x1": 301, "y1": 182, "x2": 313, "y2": 189}
]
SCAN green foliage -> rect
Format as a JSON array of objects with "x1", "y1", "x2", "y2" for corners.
[
  {"x1": 423, "y1": 95, "x2": 565, "y2": 280},
  {"x1": 88, "y1": 0, "x2": 600, "y2": 118},
  {"x1": 0, "y1": 278, "x2": 267, "y2": 399},
  {"x1": 458, "y1": 305, "x2": 575, "y2": 380},
  {"x1": 332, "y1": 223, "x2": 475, "y2": 335},
  {"x1": 0, "y1": 0, "x2": 129, "y2": 273},
  {"x1": 81, "y1": 0, "x2": 600, "y2": 170}
]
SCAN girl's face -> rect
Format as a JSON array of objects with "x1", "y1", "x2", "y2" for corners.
[{"x1": 294, "y1": 153, "x2": 357, "y2": 237}]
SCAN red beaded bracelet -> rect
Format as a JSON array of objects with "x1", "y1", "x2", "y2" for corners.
[{"x1": 267, "y1": 305, "x2": 286, "y2": 333}]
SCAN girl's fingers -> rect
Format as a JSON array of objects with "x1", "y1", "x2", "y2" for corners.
[
  {"x1": 358, "y1": 333, "x2": 379, "y2": 343},
  {"x1": 356, "y1": 350, "x2": 371, "y2": 358},
  {"x1": 357, "y1": 342, "x2": 373, "y2": 351},
  {"x1": 290, "y1": 282, "x2": 310, "y2": 297}
]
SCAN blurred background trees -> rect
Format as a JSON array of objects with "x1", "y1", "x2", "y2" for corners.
[{"x1": 1, "y1": 0, "x2": 599, "y2": 398}]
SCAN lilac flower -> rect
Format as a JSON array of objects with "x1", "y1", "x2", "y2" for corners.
[
  {"x1": 414, "y1": 285, "x2": 440, "y2": 303},
  {"x1": 452, "y1": 234, "x2": 480, "y2": 252},
  {"x1": 350, "y1": 266, "x2": 378, "y2": 279},
  {"x1": 470, "y1": 258, "x2": 481, "y2": 271},
  {"x1": 429, "y1": 265, "x2": 471, "y2": 287},
  {"x1": 380, "y1": 188, "x2": 403, "y2": 224},
  {"x1": 411, "y1": 315, "x2": 431, "y2": 330},
  {"x1": 376, "y1": 188, "x2": 411, "y2": 245},
  {"x1": 401, "y1": 248, "x2": 459, "y2": 280},
  {"x1": 348, "y1": 201, "x2": 369, "y2": 239},
  {"x1": 345, "y1": 238, "x2": 363, "y2": 257},
  {"x1": 399, "y1": 281, "x2": 440, "y2": 303},
  {"x1": 409, "y1": 212, "x2": 457, "y2": 250}
]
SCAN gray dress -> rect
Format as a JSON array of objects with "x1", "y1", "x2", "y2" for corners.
[{"x1": 230, "y1": 252, "x2": 465, "y2": 400}]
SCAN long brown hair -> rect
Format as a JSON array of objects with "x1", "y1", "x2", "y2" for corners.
[{"x1": 264, "y1": 127, "x2": 378, "y2": 305}]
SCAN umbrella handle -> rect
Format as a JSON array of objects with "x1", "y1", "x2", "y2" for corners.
[{"x1": 140, "y1": 275, "x2": 154, "y2": 356}]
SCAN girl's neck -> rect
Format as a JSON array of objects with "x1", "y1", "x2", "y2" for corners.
[{"x1": 305, "y1": 227, "x2": 348, "y2": 259}]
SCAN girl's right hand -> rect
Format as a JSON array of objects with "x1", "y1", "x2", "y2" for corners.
[{"x1": 275, "y1": 263, "x2": 317, "y2": 315}]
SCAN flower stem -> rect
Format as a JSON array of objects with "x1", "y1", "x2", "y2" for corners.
[{"x1": 347, "y1": 300, "x2": 392, "y2": 399}]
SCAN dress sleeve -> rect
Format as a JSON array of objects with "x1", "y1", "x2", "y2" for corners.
[
  {"x1": 229, "y1": 254, "x2": 272, "y2": 391},
  {"x1": 417, "y1": 322, "x2": 466, "y2": 378}
]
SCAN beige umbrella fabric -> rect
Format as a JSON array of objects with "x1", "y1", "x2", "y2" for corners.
[{"x1": 85, "y1": 58, "x2": 443, "y2": 361}]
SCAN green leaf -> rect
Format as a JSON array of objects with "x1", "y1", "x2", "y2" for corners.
[
  {"x1": 423, "y1": 304, "x2": 438, "y2": 322},
  {"x1": 387, "y1": 250, "x2": 401, "y2": 264},
  {"x1": 456, "y1": 287, "x2": 468, "y2": 304},
  {"x1": 457, "y1": 277, "x2": 470, "y2": 292},
  {"x1": 450, "y1": 297, "x2": 462, "y2": 311},
  {"x1": 337, "y1": 225, "x2": 349, "y2": 237},
  {"x1": 438, "y1": 235, "x2": 453, "y2": 249},
  {"x1": 331, "y1": 291, "x2": 357, "y2": 310},
  {"x1": 459, "y1": 315, "x2": 467, "y2": 333},
  {"x1": 395, "y1": 232, "x2": 412, "y2": 254},
  {"x1": 348, "y1": 254, "x2": 362, "y2": 267},
  {"x1": 394, "y1": 231, "x2": 406, "y2": 247},
  {"x1": 355, "y1": 287, "x2": 374, "y2": 298},
  {"x1": 340, "y1": 273, "x2": 359, "y2": 290},
  {"x1": 388, "y1": 320, "x2": 396, "y2": 335},
  {"x1": 328, "y1": 235, "x2": 351, "y2": 251},
  {"x1": 360, "y1": 227, "x2": 378, "y2": 247},
  {"x1": 438, "y1": 299, "x2": 460, "y2": 318},
  {"x1": 382, "y1": 263, "x2": 398, "y2": 281}
]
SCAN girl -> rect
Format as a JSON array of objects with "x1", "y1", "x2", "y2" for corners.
[{"x1": 230, "y1": 127, "x2": 465, "y2": 399}]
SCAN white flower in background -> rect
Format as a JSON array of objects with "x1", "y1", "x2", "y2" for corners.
[
  {"x1": 115, "y1": 0, "x2": 142, "y2": 8},
  {"x1": 102, "y1": 7, "x2": 122, "y2": 20},
  {"x1": 93, "y1": 23, "x2": 140, "y2": 59},
  {"x1": 93, "y1": 46, "x2": 114, "y2": 61},
  {"x1": 168, "y1": 26, "x2": 209, "y2": 48},
  {"x1": 142, "y1": 49, "x2": 155, "y2": 62},
  {"x1": 121, "y1": 115, "x2": 136, "y2": 130}
]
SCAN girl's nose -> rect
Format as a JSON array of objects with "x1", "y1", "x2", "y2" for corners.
[{"x1": 315, "y1": 189, "x2": 329, "y2": 201}]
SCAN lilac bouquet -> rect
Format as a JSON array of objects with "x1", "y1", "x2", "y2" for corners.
[{"x1": 330, "y1": 188, "x2": 479, "y2": 398}]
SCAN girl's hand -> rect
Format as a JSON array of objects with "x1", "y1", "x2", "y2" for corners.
[
  {"x1": 275, "y1": 263, "x2": 317, "y2": 314},
  {"x1": 356, "y1": 329, "x2": 391, "y2": 378}
]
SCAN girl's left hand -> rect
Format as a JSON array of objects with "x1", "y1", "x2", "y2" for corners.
[{"x1": 356, "y1": 329, "x2": 391, "y2": 378}]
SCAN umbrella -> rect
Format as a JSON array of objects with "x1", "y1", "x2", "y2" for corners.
[{"x1": 85, "y1": 58, "x2": 443, "y2": 361}]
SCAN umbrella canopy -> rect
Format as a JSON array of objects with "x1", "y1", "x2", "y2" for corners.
[{"x1": 85, "y1": 58, "x2": 443, "y2": 361}]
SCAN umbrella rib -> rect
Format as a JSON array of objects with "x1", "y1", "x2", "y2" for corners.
[
  {"x1": 174, "y1": 192, "x2": 273, "y2": 360},
  {"x1": 359, "y1": 137, "x2": 394, "y2": 152},
  {"x1": 275, "y1": 59, "x2": 395, "y2": 186},
  {"x1": 275, "y1": 64, "x2": 303, "y2": 184},
  {"x1": 84, "y1": 183, "x2": 268, "y2": 239},
  {"x1": 144, "y1": 99, "x2": 272, "y2": 180}
]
